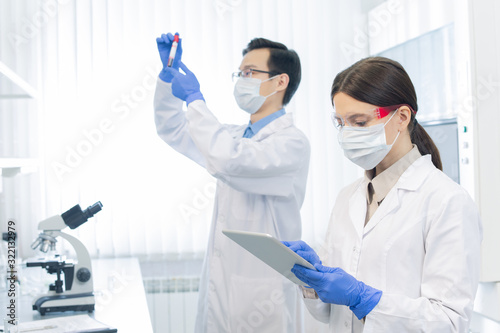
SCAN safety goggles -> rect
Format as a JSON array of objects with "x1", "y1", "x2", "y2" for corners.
[
  {"x1": 232, "y1": 69, "x2": 281, "y2": 82},
  {"x1": 331, "y1": 104, "x2": 414, "y2": 130}
]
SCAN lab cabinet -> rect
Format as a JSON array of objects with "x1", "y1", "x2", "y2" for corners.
[
  {"x1": 0, "y1": 60, "x2": 40, "y2": 169},
  {"x1": 0, "y1": 59, "x2": 44, "y2": 258},
  {"x1": 421, "y1": 119, "x2": 460, "y2": 184},
  {"x1": 0, "y1": 1, "x2": 46, "y2": 258}
]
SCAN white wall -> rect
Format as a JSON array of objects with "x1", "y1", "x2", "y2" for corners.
[
  {"x1": 467, "y1": 0, "x2": 500, "y2": 283},
  {"x1": 467, "y1": 0, "x2": 500, "y2": 329}
]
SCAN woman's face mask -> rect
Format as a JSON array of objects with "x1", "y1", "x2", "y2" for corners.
[
  {"x1": 233, "y1": 76, "x2": 278, "y2": 114},
  {"x1": 338, "y1": 110, "x2": 400, "y2": 170}
]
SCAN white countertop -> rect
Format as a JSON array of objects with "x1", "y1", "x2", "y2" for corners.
[{"x1": 2, "y1": 257, "x2": 153, "y2": 333}]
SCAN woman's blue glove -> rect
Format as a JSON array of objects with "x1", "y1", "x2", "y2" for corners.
[
  {"x1": 156, "y1": 32, "x2": 183, "y2": 83},
  {"x1": 282, "y1": 240, "x2": 322, "y2": 266},
  {"x1": 292, "y1": 263, "x2": 382, "y2": 320},
  {"x1": 165, "y1": 62, "x2": 205, "y2": 105}
]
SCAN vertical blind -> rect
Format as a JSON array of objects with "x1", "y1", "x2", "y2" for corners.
[
  {"x1": 0, "y1": 1, "x2": 44, "y2": 258},
  {"x1": 5, "y1": 0, "x2": 370, "y2": 258}
]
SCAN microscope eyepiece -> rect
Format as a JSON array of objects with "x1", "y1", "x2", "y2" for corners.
[
  {"x1": 61, "y1": 201, "x2": 103, "y2": 229},
  {"x1": 83, "y1": 201, "x2": 103, "y2": 219}
]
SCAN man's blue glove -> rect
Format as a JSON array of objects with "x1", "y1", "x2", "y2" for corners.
[
  {"x1": 292, "y1": 263, "x2": 382, "y2": 320},
  {"x1": 282, "y1": 240, "x2": 322, "y2": 266},
  {"x1": 166, "y1": 62, "x2": 205, "y2": 105},
  {"x1": 156, "y1": 32, "x2": 183, "y2": 83}
]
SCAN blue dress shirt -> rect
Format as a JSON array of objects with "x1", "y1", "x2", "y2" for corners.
[{"x1": 242, "y1": 109, "x2": 286, "y2": 138}]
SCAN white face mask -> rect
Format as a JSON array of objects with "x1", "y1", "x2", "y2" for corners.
[
  {"x1": 233, "y1": 76, "x2": 277, "y2": 114},
  {"x1": 338, "y1": 110, "x2": 400, "y2": 170}
]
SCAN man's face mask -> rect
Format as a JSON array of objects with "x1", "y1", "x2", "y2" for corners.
[{"x1": 233, "y1": 76, "x2": 278, "y2": 114}]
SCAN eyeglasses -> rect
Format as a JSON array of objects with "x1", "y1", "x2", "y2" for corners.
[
  {"x1": 331, "y1": 104, "x2": 414, "y2": 130},
  {"x1": 232, "y1": 69, "x2": 280, "y2": 82}
]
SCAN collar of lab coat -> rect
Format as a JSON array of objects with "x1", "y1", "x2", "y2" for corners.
[
  {"x1": 350, "y1": 154, "x2": 436, "y2": 237},
  {"x1": 248, "y1": 112, "x2": 294, "y2": 141}
]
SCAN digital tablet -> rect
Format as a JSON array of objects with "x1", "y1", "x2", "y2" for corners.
[{"x1": 222, "y1": 229, "x2": 316, "y2": 286}]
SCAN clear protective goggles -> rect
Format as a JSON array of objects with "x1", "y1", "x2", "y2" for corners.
[{"x1": 331, "y1": 104, "x2": 414, "y2": 130}]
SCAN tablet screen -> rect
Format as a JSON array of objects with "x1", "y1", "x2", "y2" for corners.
[{"x1": 222, "y1": 229, "x2": 316, "y2": 286}]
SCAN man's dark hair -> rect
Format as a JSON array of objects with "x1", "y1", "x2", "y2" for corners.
[{"x1": 242, "y1": 38, "x2": 301, "y2": 106}]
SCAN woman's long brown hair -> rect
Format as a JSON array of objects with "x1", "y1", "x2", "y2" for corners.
[{"x1": 331, "y1": 57, "x2": 442, "y2": 170}]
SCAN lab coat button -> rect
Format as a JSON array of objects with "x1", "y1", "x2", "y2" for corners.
[
  {"x1": 214, "y1": 249, "x2": 221, "y2": 257},
  {"x1": 209, "y1": 283, "x2": 215, "y2": 292},
  {"x1": 344, "y1": 321, "x2": 349, "y2": 327}
]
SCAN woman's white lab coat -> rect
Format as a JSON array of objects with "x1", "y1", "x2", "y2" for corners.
[
  {"x1": 154, "y1": 80, "x2": 310, "y2": 333},
  {"x1": 304, "y1": 155, "x2": 482, "y2": 333}
]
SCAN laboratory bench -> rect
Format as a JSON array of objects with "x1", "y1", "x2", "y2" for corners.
[{"x1": 1, "y1": 257, "x2": 153, "y2": 333}]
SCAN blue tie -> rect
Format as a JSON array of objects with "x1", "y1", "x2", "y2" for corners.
[{"x1": 243, "y1": 126, "x2": 254, "y2": 138}]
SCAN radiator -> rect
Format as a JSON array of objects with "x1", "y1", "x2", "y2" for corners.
[
  {"x1": 144, "y1": 276, "x2": 200, "y2": 333},
  {"x1": 143, "y1": 276, "x2": 330, "y2": 333}
]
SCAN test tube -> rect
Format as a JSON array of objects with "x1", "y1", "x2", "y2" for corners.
[{"x1": 167, "y1": 33, "x2": 180, "y2": 67}]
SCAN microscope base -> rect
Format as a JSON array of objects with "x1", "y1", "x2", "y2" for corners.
[{"x1": 33, "y1": 293, "x2": 95, "y2": 316}]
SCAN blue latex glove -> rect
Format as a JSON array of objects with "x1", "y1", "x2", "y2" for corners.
[
  {"x1": 282, "y1": 240, "x2": 322, "y2": 266},
  {"x1": 292, "y1": 263, "x2": 382, "y2": 319},
  {"x1": 156, "y1": 32, "x2": 183, "y2": 83},
  {"x1": 166, "y1": 62, "x2": 205, "y2": 105}
]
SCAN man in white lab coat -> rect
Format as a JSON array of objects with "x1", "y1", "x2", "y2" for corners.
[{"x1": 154, "y1": 33, "x2": 310, "y2": 332}]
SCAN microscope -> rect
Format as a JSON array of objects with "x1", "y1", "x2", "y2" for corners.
[{"x1": 27, "y1": 202, "x2": 102, "y2": 315}]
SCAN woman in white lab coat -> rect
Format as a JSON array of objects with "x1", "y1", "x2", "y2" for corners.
[{"x1": 284, "y1": 57, "x2": 482, "y2": 332}]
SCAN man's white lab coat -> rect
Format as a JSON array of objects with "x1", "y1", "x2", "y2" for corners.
[{"x1": 154, "y1": 79, "x2": 310, "y2": 332}]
